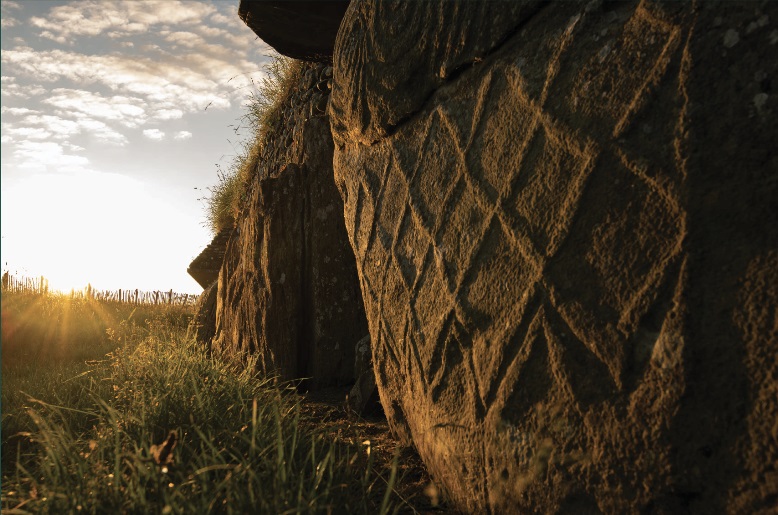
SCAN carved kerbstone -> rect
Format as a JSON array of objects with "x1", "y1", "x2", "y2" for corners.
[{"x1": 331, "y1": 1, "x2": 778, "y2": 512}]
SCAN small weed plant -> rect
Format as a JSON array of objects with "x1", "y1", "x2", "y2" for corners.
[{"x1": 1, "y1": 290, "x2": 405, "y2": 513}]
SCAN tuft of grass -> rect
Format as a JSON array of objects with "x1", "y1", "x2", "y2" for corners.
[
  {"x1": 1, "y1": 291, "x2": 409, "y2": 514},
  {"x1": 246, "y1": 55, "x2": 303, "y2": 148},
  {"x1": 202, "y1": 166, "x2": 243, "y2": 236},
  {"x1": 204, "y1": 55, "x2": 304, "y2": 235}
]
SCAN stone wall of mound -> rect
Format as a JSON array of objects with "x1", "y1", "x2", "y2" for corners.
[
  {"x1": 330, "y1": 0, "x2": 777, "y2": 513},
  {"x1": 209, "y1": 61, "x2": 368, "y2": 388}
]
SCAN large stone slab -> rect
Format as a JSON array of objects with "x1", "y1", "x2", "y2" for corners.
[
  {"x1": 331, "y1": 1, "x2": 778, "y2": 512},
  {"x1": 213, "y1": 62, "x2": 368, "y2": 388},
  {"x1": 188, "y1": 228, "x2": 233, "y2": 289},
  {"x1": 239, "y1": 0, "x2": 349, "y2": 62}
]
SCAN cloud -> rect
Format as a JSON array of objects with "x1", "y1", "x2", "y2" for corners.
[
  {"x1": 1, "y1": 1, "x2": 21, "y2": 27},
  {"x1": 190, "y1": 24, "x2": 255, "y2": 52},
  {"x1": 0, "y1": 123, "x2": 51, "y2": 141},
  {"x1": 1, "y1": 0, "x2": 272, "y2": 180},
  {"x1": 152, "y1": 109, "x2": 184, "y2": 121},
  {"x1": 23, "y1": 114, "x2": 80, "y2": 138},
  {"x1": 21, "y1": 113, "x2": 128, "y2": 145},
  {"x1": 143, "y1": 128, "x2": 165, "y2": 141},
  {"x1": 12, "y1": 141, "x2": 91, "y2": 173},
  {"x1": 0, "y1": 81, "x2": 46, "y2": 99},
  {"x1": 76, "y1": 118, "x2": 128, "y2": 145},
  {"x1": 1, "y1": 106, "x2": 40, "y2": 116},
  {"x1": 39, "y1": 31, "x2": 68, "y2": 45},
  {"x1": 209, "y1": 12, "x2": 236, "y2": 28},
  {"x1": 1, "y1": 48, "x2": 255, "y2": 114},
  {"x1": 163, "y1": 31, "x2": 206, "y2": 48},
  {"x1": 29, "y1": 1, "x2": 216, "y2": 43},
  {"x1": 43, "y1": 89, "x2": 147, "y2": 128}
]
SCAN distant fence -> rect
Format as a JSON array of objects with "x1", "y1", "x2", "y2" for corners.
[{"x1": 1, "y1": 272, "x2": 199, "y2": 306}]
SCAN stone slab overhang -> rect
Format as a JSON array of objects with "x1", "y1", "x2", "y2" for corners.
[
  {"x1": 187, "y1": 227, "x2": 234, "y2": 290},
  {"x1": 238, "y1": 0, "x2": 350, "y2": 62}
]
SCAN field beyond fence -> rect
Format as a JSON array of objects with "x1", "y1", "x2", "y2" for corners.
[{"x1": 1, "y1": 272, "x2": 198, "y2": 306}]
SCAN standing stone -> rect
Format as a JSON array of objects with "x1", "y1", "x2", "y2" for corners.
[
  {"x1": 330, "y1": 1, "x2": 778, "y2": 512},
  {"x1": 213, "y1": 62, "x2": 368, "y2": 388},
  {"x1": 347, "y1": 334, "x2": 382, "y2": 415}
]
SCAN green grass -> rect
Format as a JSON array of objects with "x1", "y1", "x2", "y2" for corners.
[
  {"x1": 1, "y1": 290, "x2": 416, "y2": 514},
  {"x1": 204, "y1": 55, "x2": 303, "y2": 235}
]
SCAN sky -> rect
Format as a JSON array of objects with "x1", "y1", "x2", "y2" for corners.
[{"x1": 1, "y1": 0, "x2": 276, "y2": 294}]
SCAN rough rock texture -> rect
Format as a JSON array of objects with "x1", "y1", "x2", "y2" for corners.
[
  {"x1": 189, "y1": 280, "x2": 218, "y2": 350},
  {"x1": 330, "y1": 0, "x2": 544, "y2": 145},
  {"x1": 238, "y1": 0, "x2": 350, "y2": 62},
  {"x1": 331, "y1": 1, "x2": 778, "y2": 512},
  {"x1": 347, "y1": 334, "x2": 381, "y2": 415},
  {"x1": 188, "y1": 228, "x2": 234, "y2": 289},
  {"x1": 213, "y1": 61, "x2": 368, "y2": 388}
]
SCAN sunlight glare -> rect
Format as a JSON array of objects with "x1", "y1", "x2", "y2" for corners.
[{"x1": 1, "y1": 170, "x2": 204, "y2": 293}]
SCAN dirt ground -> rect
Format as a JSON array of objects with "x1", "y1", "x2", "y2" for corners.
[{"x1": 302, "y1": 387, "x2": 452, "y2": 514}]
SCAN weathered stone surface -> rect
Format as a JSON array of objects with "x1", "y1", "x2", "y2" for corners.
[
  {"x1": 331, "y1": 1, "x2": 778, "y2": 512},
  {"x1": 239, "y1": 0, "x2": 349, "y2": 62},
  {"x1": 347, "y1": 334, "x2": 381, "y2": 415},
  {"x1": 190, "y1": 280, "x2": 218, "y2": 350},
  {"x1": 213, "y1": 62, "x2": 368, "y2": 388},
  {"x1": 329, "y1": 0, "x2": 544, "y2": 145}
]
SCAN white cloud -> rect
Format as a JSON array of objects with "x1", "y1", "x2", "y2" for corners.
[
  {"x1": 164, "y1": 31, "x2": 205, "y2": 48},
  {"x1": 1, "y1": 0, "x2": 21, "y2": 27},
  {"x1": 12, "y1": 141, "x2": 91, "y2": 173},
  {"x1": 0, "y1": 81, "x2": 46, "y2": 99},
  {"x1": 152, "y1": 109, "x2": 184, "y2": 121},
  {"x1": 197, "y1": 20, "x2": 254, "y2": 50},
  {"x1": 143, "y1": 128, "x2": 165, "y2": 141},
  {"x1": 63, "y1": 142, "x2": 85, "y2": 152},
  {"x1": 30, "y1": 1, "x2": 216, "y2": 43},
  {"x1": 209, "y1": 12, "x2": 236, "y2": 27},
  {"x1": 43, "y1": 89, "x2": 147, "y2": 128},
  {"x1": 76, "y1": 118, "x2": 128, "y2": 145},
  {"x1": 173, "y1": 131, "x2": 192, "y2": 141},
  {"x1": 1, "y1": 48, "x2": 254, "y2": 113},
  {"x1": 23, "y1": 114, "x2": 80, "y2": 138},
  {"x1": 1, "y1": 106, "x2": 40, "y2": 116},
  {"x1": 39, "y1": 31, "x2": 68, "y2": 45},
  {"x1": 0, "y1": 124, "x2": 51, "y2": 141},
  {"x1": 20, "y1": 113, "x2": 128, "y2": 146}
]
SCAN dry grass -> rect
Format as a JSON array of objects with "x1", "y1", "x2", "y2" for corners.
[{"x1": 204, "y1": 55, "x2": 304, "y2": 235}]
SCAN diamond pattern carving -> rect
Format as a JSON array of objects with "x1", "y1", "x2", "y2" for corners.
[{"x1": 345, "y1": 4, "x2": 686, "y2": 433}]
